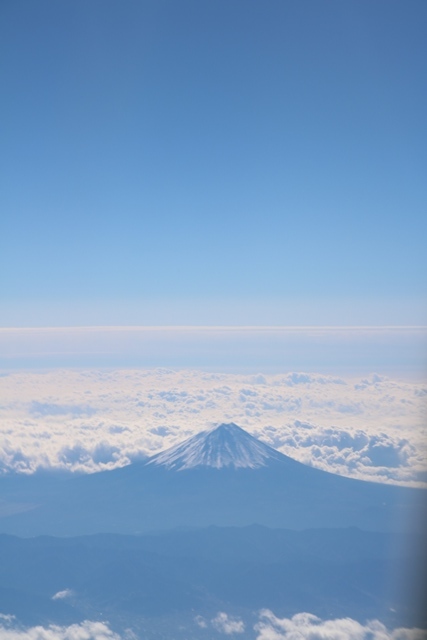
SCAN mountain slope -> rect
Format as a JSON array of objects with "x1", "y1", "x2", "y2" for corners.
[{"x1": 0, "y1": 423, "x2": 425, "y2": 536}]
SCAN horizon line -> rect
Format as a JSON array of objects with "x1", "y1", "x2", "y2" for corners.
[{"x1": 1, "y1": 325, "x2": 426, "y2": 332}]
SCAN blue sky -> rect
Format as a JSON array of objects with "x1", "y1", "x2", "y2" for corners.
[{"x1": 1, "y1": 0, "x2": 426, "y2": 326}]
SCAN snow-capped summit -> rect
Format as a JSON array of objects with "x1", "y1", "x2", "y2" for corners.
[{"x1": 146, "y1": 423, "x2": 283, "y2": 471}]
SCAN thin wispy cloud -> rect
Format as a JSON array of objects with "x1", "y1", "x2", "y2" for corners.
[
  {"x1": 1, "y1": 326, "x2": 426, "y2": 376},
  {"x1": 51, "y1": 589, "x2": 74, "y2": 601}
]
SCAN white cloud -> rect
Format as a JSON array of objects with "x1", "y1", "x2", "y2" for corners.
[
  {"x1": 29, "y1": 402, "x2": 96, "y2": 418},
  {"x1": 211, "y1": 612, "x2": 245, "y2": 635},
  {"x1": 52, "y1": 589, "x2": 73, "y2": 600},
  {"x1": 0, "y1": 368, "x2": 425, "y2": 485},
  {"x1": 0, "y1": 618, "x2": 121, "y2": 640},
  {"x1": 267, "y1": 422, "x2": 424, "y2": 485},
  {"x1": 194, "y1": 615, "x2": 208, "y2": 628},
  {"x1": 254, "y1": 611, "x2": 427, "y2": 640},
  {"x1": 0, "y1": 612, "x2": 425, "y2": 640}
]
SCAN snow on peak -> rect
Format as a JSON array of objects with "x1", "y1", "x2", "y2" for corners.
[{"x1": 146, "y1": 423, "x2": 282, "y2": 471}]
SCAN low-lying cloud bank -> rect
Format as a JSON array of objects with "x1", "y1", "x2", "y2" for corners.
[
  {"x1": 254, "y1": 611, "x2": 427, "y2": 640},
  {"x1": 1, "y1": 612, "x2": 425, "y2": 640},
  {"x1": 0, "y1": 616, "x2": 122, "y2": 640},
  {"x1": 0, "y1": 369, "x2": 425, "y2": 485}
]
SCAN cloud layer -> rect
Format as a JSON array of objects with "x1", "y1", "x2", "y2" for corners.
[
  {"x1": 254, "y1": 611, "x2": 427, "y2": 640},
  {"x1": 0, "y1": 616, "x2": 121, "y2": 640},
  {"x1": 2, "y1": 612, "x2": 424, "y2": 640},
  {"x1": 0, "y1": 368, "x2": 425, "y2": 485}
]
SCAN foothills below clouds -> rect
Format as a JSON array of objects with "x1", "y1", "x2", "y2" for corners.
[{"x1": 0, "y1": 369, "x2": 425, "y2": 485}]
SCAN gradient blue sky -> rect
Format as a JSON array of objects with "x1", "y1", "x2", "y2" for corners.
[{"x1": 1, "y1": 0, "x2": 426, "y2": 326}]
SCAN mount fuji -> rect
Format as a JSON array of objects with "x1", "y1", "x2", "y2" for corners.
[
  {"x1": 0, "y1": 423, "x2": 426, "y2": 536},
  {"x1": 147, "y1": 422, "x2": 285, "y2": 470}
]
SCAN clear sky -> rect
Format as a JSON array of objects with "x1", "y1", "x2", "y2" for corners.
[{"x1": 1, "y1": 0, "x2": 426, "y2": 326}]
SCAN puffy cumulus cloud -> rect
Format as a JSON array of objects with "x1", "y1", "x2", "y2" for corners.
[
  {"x1": 0, "y1": 369, "x2": 425, "y2": 485},
  {"x1": 254, "y1": 610, "x2": 427, "y2": 640},
  {"x1": 267, "y1": 422, "x2": 424, "y2": 485},
  {"x1": 0, "y1": 617, "x2": 121, "y2": 640},
  {"x1": 211, "y1": 612, "x2": 245, "y2": 635},
  {"x1": 58, "y1": 442, "x2": 123, "y2": 471}
]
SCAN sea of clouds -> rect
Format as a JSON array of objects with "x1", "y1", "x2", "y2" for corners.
[
  {"x1": 0, "y1": 368, "x2": 426, "y2": 486},
  {"x1": 0, "y1": 612, "x2": 426, "y2": 640}
]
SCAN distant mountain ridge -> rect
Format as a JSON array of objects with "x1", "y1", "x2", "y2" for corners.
[{"x1": 0, "y1": 525, "x2": 425, "y2": 633}]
